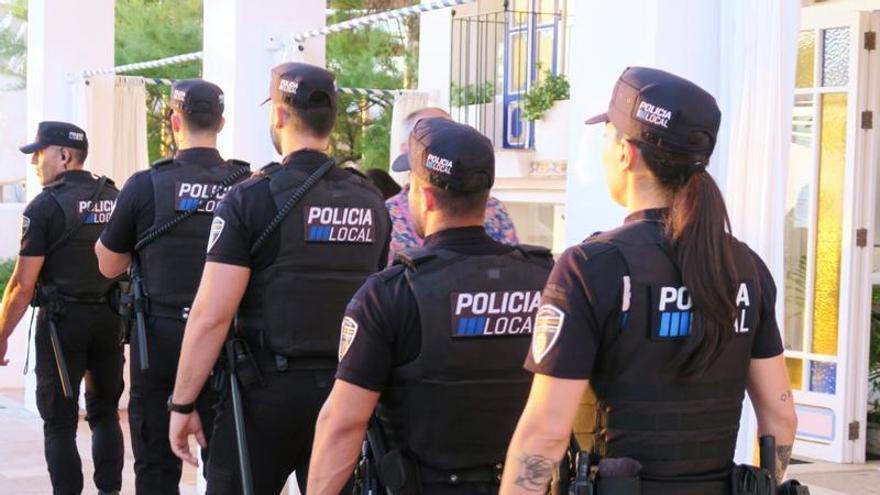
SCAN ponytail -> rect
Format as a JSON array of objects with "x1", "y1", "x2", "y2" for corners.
[{"x1": 635, "y1": 139, "x2": 739, "y2": 377}]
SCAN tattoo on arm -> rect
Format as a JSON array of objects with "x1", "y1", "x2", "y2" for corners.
[
  {"x1": 779, "y1": 390, "x2": 793, "y2": 402},
  {"x1": 775, "y1": 445, "x2": 792, "y2": 483},
  {"x1": 514, "y1": 453, "x2": 558, "y2": 492}
]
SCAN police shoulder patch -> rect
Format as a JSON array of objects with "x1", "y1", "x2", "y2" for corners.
[
  {"x1": 532, "y1": 304, "x2": 565, "y2": 364},
  {"x1": 338, "y1": 316, "x2": 359, "y2": 361},
  {"x1": 207, "y1": 217, "x2": 225, "y2": 253},
  {"x1": 20, "y1": 215, "x2": 30, "y2": 238}
]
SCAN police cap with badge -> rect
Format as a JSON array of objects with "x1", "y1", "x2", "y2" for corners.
[
  {"x1": 407, "y1": 117, "x2": 495, "y2": 193},
  {"x1": 264, "y1": 62, "x2": 338, "y2": 115},
  {"x1": 170, "y1": 79, "x2": 224, "y2": 116},
  {"x1": 20, "y1": 121, "x2": 88, "y2": 154},
  {"x1": 585, "y1": 66, "x2": 721, "y2": 171}
]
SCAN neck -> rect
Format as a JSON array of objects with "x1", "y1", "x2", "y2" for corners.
[
  {"x1": 177, "y1": 133, "x2": 218, "y2": 150},
  {"x1": 423, "y1": 215, "x2": 483, "y2": 238},
  {"x1": 626, "y1": 173, "x2": 671, "y2": 213},
  {"x1": 281, "y1": 131, "x2": 329, "y2": 157}
]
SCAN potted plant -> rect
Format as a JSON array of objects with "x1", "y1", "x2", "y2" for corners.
[
  {"x1": 450, "y1": 82, "x2": 501, "y2": 144},
  {"x1": 867, "y1": 287, "x2": 880, "y2": 457},
  {"x1": 522, "y1": 68, "x2": 570, "y2": 161}
]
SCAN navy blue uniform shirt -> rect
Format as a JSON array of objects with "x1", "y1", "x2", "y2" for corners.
[
  {"x1": 525, "y1": 208, "x2": 784, "y2": 379},
  {"x1": 100, "y1": 147, "x2": 226, "y2": 253},
  {"x1": 336, "y1": 226, "x2": 513, "y2": 392}
]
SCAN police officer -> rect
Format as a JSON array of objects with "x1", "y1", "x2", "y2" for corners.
[
  {"x1": 499, "y1": 67, "x2": 799, "y2": 494},
  {"x1": 0, "y1": 122, "x2": 123, "y2": 495},
  {"x1": 307, "y1": 118, "x2": 553, "y2": 495},
  {"x1": 95, "y1": 79, "x2": 249, "y2": 494},
  {"x1": 167, "y1": 62, "x2": 390, "y2": 494}
]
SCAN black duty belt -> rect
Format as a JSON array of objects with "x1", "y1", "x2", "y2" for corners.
[
  {"x1": 419, "y1": 463, "x2": 503, "y2": 486},
  {"x1": 607, "y1": 406, "x2": 743, "y2": 431},
  {"x1": 251, "y1": 348, "x2": 336, "y2": 372},
  {"x1": 147, "y1": 301, "x2": 191, "y2": 321}
]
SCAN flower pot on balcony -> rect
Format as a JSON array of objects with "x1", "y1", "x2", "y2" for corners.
[{"x1": 533, "y1": 99, "x2": 570, "y2": 162}]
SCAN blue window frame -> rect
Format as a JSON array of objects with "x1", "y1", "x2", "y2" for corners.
[{"x1": 503, "y1": 0, "x2": 560, "y2": 149}]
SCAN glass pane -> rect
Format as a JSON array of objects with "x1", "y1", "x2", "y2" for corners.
[
  {"x1": 809, "y1": 361, "x2": 837, "y2": 394},
  {"x1": 538, "y1": 0, "x2": 557, "y2": 25},
  {"x1": 784, "y1": 94, "x2": 816, "y2": 351},
  {"x1": 822, "y1": 27, "x2": 849, "y2": 87},
  {"x1": 796, "y1": 30, "x2": 816, "y2": 89},
  {"x1": 511, "y1": 0, "x2": 530, "y2": 28},
  {"x1": 787, "y1": 358, "x2": 804, "y2": 391},
  {"x1": 535, "y1": 28, "x2": 555, "y2": 82},
  {"x1": 812, "y1": 92, "x2": 847, "y2": 356},
  {"x1": 507, "y1": 102, "x2": 528, "y2": 147},
  {"x1": 508, "y1": 32, "x2": 528, "y2": 94}
]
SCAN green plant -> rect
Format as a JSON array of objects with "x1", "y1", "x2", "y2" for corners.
[
  {"x1": 450, "y1": 82, "x2": 496, "y2": 107},
  {"x1": 521, "y1": 69, "x2": 570, "y2": 122},
  {"x1": 869, "y1": 286, "x2": 880, "y2": 424},
  {"x1": 0, "y1": 258, "x2": 15, "y2": 294}
]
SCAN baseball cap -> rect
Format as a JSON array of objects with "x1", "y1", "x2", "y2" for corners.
[
  {"x1": 263, "y1": 62, "x2": 338, "y2": 113},
  {"x1": 20, "y1": 121, "x2": 88, "y2": 154},
  {"x1": 408, "y1": 118, "x2": 494, "y2": 193},
  {"x1": 391, "y1": 154, "x2": 410, "y2": 173},
  {"x1": 585, "y1": 67, "x2": 720, "y2": 157},
  {"x1": 170, "y1": 79, "x2": 224, "y2": 115}
]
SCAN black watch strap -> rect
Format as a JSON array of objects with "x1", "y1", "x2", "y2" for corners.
[{"x1": 167, "y1": 395, "x2": 196, "y2": 414}]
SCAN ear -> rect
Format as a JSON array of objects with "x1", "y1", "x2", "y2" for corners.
[
  {"x1": 421, "y1": 184, "x2": 440, "y2": 212},
  {"x1": 273, "y1": 105, "x2": 288, "y2": 129},
  {"x1": 170, "y1": 113, "x2": 182, "y2": 133},
  {"x1": 217, "y1": 115, "x2": 226, "y2": 133},
  {"x1": 620, "y1": 139, "x2": 638, "y2": 172}
]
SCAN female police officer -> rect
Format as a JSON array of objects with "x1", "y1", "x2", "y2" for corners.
[{"x1": 499, "y1": 67, "x2": 798, "y2": 495}]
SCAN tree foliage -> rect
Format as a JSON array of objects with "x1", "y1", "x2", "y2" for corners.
[{"x1": 0, "y1": 0, "x2": 27, "y2": 89}]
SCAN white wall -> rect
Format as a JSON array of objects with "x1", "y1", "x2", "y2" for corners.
[
  {"x1": 203, "y1": 0, "x2": 327, "y2": 167},
  {"x1": 563, "y1": 0, "x2": 721, "y2": 246}
]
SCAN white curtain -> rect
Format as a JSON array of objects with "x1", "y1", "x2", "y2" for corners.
[
  {"x1": 72, "y1": 75, "x2": 148, "y2": 185},
  {"x1": 719, "y1": 0, "x2": 801, "y2": 463}
]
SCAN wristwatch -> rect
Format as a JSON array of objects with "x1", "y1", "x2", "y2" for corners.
[{"x1": 167, "y1": 395, "x2": 196, "y2": 414}]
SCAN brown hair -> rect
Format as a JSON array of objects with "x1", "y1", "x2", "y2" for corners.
[{"x1": 633, "y1": 135, "x2": 738, "y2": 377}]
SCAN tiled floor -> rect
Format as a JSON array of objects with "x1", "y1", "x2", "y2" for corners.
[
  {"x1": 0, "y1": 388, "x2": 200, "y2": 494},
  {"x1": 2, "y1": 385, "x2": 877, "y2": 495}
]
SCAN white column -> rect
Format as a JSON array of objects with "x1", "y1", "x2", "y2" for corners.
[
  {"x1": 564, "y1": 0, "x2": 721, "y2": 245},
  {"x1": 203, "y1": 0, "x2": 327, "y2": 168},
  {"x1": 20, "y1": 0, "x2": 115, "y2": 413}
]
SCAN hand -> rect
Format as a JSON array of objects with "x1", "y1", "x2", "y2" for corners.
[
  {"x1": 0, "y1": 337, "x2": 9, "y2": 366},
  {"x1": 169, "y1": 410, "x2": 207, "y2": 467}
]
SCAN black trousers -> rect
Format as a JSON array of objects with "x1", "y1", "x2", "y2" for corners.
[
  {"x1": 34, "y1": 304, "x2": 124, "y2": 495},
  {"x1": 205, "y1": 366, "x2": 335, "y2": 495},
  {"x1": 129, "y1": 316, "x2": 219, "y2": 494}
]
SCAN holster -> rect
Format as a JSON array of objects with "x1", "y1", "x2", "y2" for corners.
[
  {"x1": 377, "y1": 449, "x2": 422, "y2": 495},
  {"x1": 731, "y1": 464, "x2": 775, "y2": 495},
  {"x1": 225, "y1": 338, "x2": 263, "y2": 389},
  {"x1": 31, "y1": 284, "x2": 65, "y2": 316}
]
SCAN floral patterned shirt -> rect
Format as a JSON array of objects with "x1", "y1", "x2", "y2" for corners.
[{"x1": 384, "y1": 185, "x2": 519, "y2": 266}]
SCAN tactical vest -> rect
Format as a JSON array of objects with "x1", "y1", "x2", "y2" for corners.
[
  {"x1": 586, "y1": 219, "x2": 762, "y2": 482},
  {"x1": 140, "y1": 157, "x2": 250, "y2": 314},
  {"x1": 377, "y1": 245, "x2": 553, "y2": 473},
  {"x1": 41, "y1": 172, "x2": 119, "y2": 299},
  {"x1": 238, "y1": 162, "x2": 389, "y2": 360}
]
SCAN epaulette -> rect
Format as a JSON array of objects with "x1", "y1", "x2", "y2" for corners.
[
  {"x1": 376, "y1": 264, "x2": 406, "y2": 282},
  {"x1": 393, "y1": 247, "x2": 436, "y2": 270},
  {"x1": 345, "y1": 167, "x2": 368, "y2": 180},
  {"x1": 579, "y1": 240, "x2": 618, "y2": 261},
  {"x1": 149, "y1": 157, "x2": 174, "y2": 170},
  {"x1": 582, "y1": 231, "x2": 604, "y2": 243},
  {"x1": 515, "y1": 243, "x2": 552, "y2": 258},
  {"x1": 256, "y1": 162, "x2": 283, "y2": 178},
  {"x1": 228, "y1": 158, "x2": 251, "y2": 170}
]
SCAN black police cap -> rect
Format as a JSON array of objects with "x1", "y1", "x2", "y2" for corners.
[
  {"x1": 409, "y1": 118, "x2": 494, "y2": 194},
  {"x1": 20, "y1": 121, "x2": 88, "y2": 154},
  {"x1": 171, "y1": 79, "x2": 224, "y2": 115},
  {"x1": 265, "y1": 62, "x2": 338, "y2": 113},
  {"x1": 585, "y1": 67, "x2": 721, "y2": 157}
]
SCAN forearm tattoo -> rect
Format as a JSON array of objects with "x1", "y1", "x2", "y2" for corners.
[
  {"x1": 514, "y1": 453, "x2": 558, "y2": 492},
  {"x1": 775, "y1": 445, "x2": 792, "y2": 483}
]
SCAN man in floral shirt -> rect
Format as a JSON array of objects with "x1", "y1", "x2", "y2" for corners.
[{"x1": 385, "y1": 107, "x2": 519, "y2": 265}]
